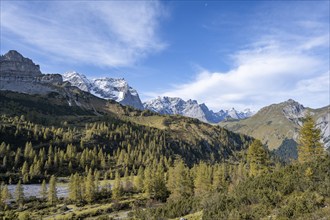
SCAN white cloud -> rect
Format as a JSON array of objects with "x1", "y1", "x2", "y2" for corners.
[
  {"x1": 295, "y1": 72, "x2": 329, "y2": 93},
  {"x1": 160, "y1": 2, "x2": 329, "y2": 111},
  {"x1": 0, "y1": 1, "x2": 166, "y2": 67},
  {"x1": 299, "y1": 34, "x2": 329, "y2": 51},
  {"x1": 162, "y1": 37, "x2": 329, "y2": 111},
  {"x1": 292, "y1": 72, "x2": 330, "y2": 108}
]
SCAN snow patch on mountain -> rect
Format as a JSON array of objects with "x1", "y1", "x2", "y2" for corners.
[
  {"x1": 62, "y1": 72, "x2": 144, "y2": 110},
  {"x1": 143, "y1": 96, "x2": 253, "y2": 123},
  {"x1": 227, "y1": 108, "x2": 254, "y2": 120},
  {"x1": 62, "y1": 72, "x2": 92, "y2": 92}
]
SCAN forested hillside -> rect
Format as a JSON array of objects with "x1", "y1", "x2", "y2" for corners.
[
  {"x1": 0, "y1": 91, "x2": 329, "y2": 219},
  {"x1": 0, "y1": 91, "x2": 253, "y2": 171}
]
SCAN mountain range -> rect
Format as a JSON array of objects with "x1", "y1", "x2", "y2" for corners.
[
  {"x1": 143, "y1": 96, "x2": 253, "y2": 123},
  {"x1": 1, "y1": 50, "x2": 329, "y2": 160},
  {"x1": 0, "y1": 50, "x2": 254, "y2": 165},
  {"x1": 0, "y1": 50, "x2": 253, "y2": 123},
  {"x1": 62, "y1": 72, "x2": 254, "y2": 123}
]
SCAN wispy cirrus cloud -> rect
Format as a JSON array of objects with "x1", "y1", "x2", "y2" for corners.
[{"x1": 1, "y1": 1, "x2": 166, "y2": 67}]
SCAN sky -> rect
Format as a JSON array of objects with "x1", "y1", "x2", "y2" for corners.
[{"x1": 1, "y1": 1, "x2": 329, "y2": 111}]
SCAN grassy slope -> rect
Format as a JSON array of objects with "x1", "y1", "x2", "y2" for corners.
[
  {"x1": 221, "y1": 102, "x2": 328, "y2": 151},
  {"x1": 221, "y1": 102, "x2": 298, "y2": 150}
]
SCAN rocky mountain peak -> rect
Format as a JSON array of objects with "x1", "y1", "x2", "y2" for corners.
[
  {"x1": 199, "y1": 103, "x2": 210, "y2": 111},
  {"x1": 63, "y1": 72, "x2": 92, "y2": 92},
  {"x1": 1, "y1": 50, "x2": 24, "y2": 61},
  {"x1": 282, "y1": 99, "x2": 305, "y2": 121},
  {"x1": 186, "y1": 99, "x2": 198, "y2": 105},
  {"x1": 0, "y1": 50, "x2": 64, "y2": 96},
  {"x1": 0, "y1": 50, "x2": 42, "y2": 76},
  {"x1": 63, "y1": 72, "x2": 144, "y2": 110},
  {"x1": 143, "y1": 96, "x2": 253, "y2": 123}
]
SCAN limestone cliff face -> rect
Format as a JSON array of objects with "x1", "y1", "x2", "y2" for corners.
[
  {"x1": 0, "y1": 50, "x2": 63, "y2": 94},
  {"x1": 37, "y1": 74, "x2": 63, "y2": 84},
  {"x1": 0, "y1": 50, "x2": 42, "y2": 77}
]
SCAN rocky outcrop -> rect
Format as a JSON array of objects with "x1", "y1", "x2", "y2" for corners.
[
  {"x1": 37, "y1": 74, "x2": 63, "y2": 84},
  {"x1": 0, "y1": 50, "x2": 42, "y2": 76},
  {"x1": 0, "y1": 50, "x2": 63, "y2": 94},
  {"x1": 282, "y1": 99, "x2": 305, "y2": 126},
  {"x1": 0, "y1": 50, "x2": 64, "y2": 94},
  {"x1": 315, "y1": 107, "x2": 330, "y2": 150}
]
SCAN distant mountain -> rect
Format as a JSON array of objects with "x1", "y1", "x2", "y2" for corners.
[
  {"x1": 63, "y1": 72, "x2": 144, "y2": 110},
  {"x1": 62, "y1": 71, "x2": 93, "y2": 92},
  {"x1": 221, "y1": 99, "x2": 329, "y2": 160},
  {"x1": 226, "y1": 107, "x2": 254, "y2": 120},
  {"x1": 143, "y1": 96, "x2": 253, "y2": 123}
]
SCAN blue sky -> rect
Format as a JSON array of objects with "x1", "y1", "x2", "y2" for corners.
[{"x1": 1, "y1": 1, "x2": 329, "y2": 111}]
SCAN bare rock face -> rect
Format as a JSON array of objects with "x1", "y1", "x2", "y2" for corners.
[
  {"x1": 38, "y1": 74, "x2": 63, "y2": 84},
  {"x1": 0, "y1": 50, "x2": 42, "y2": 77},
  {"x1": 0, "y1": 50, "x2": 63, "y2": 94}
]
